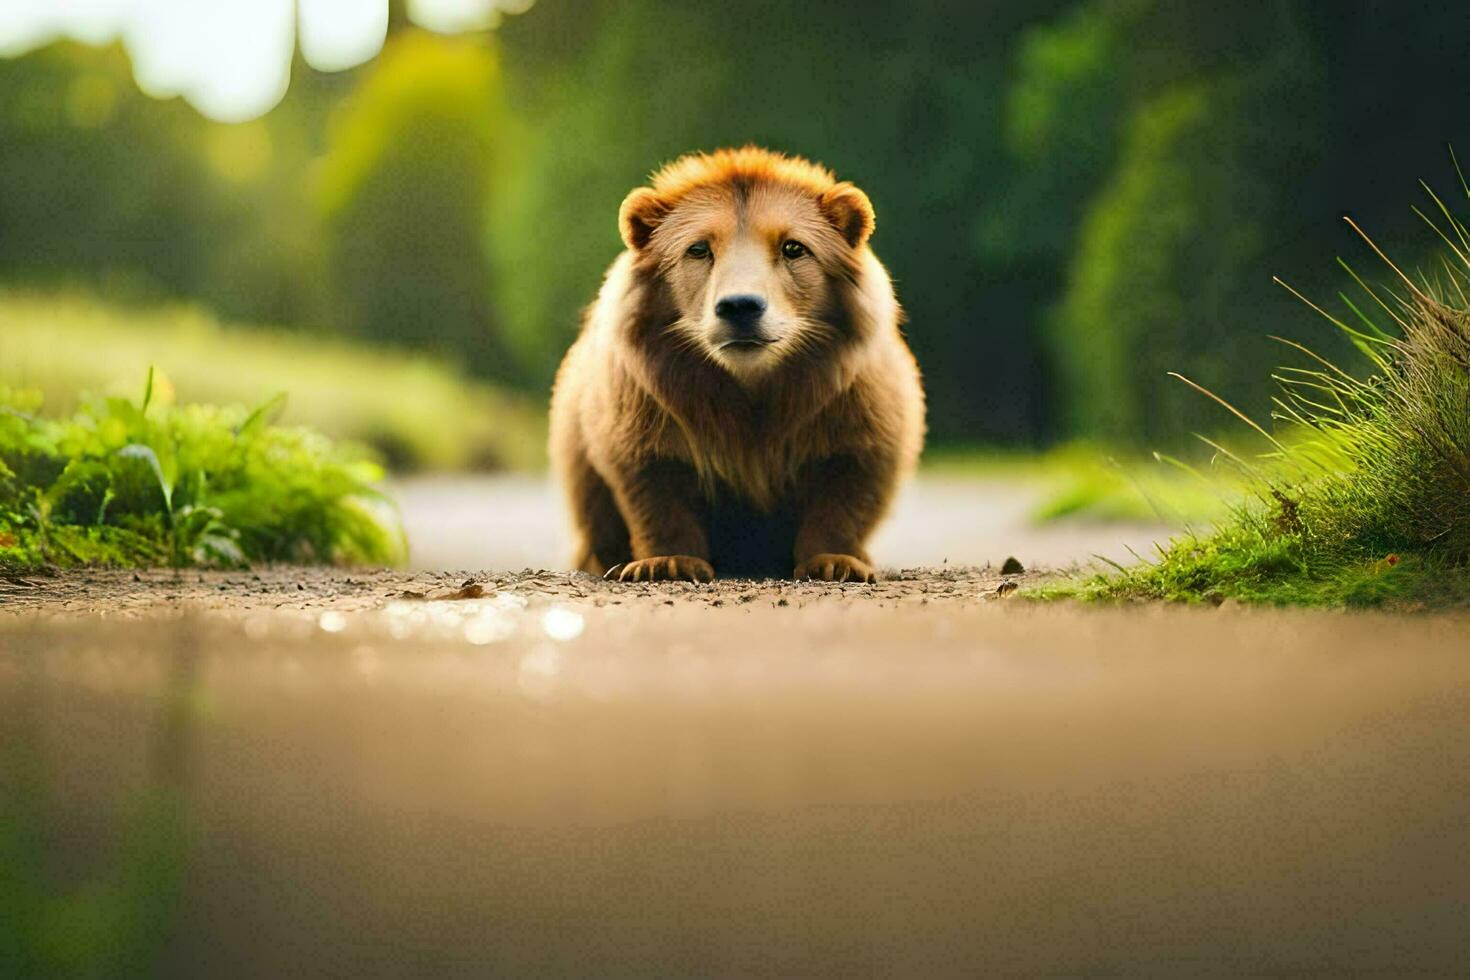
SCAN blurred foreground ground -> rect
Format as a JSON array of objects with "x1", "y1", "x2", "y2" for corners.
[
  {"x1": 390, "y1": 473, "x2": 1176, "y2": 572},
  {"x1": 4, "y1": 597, "x2": 1469, "y2": 974},
  {"x1": 5, "y1": 475, "x2": 1468, "y2": 975}
]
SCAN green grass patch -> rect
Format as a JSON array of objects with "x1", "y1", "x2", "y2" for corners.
[
  {"x1": 1037, "y1": 181, "x2": 1470, "y2": 609},
  {"x1": 1035, "y1": 523, "x2": 1470, "y2": 609},
  {"x1": 1, "y1": 371, "x2": 404, "y2": 573},
  {"x1": 0, "y1": 292, "x2": 546, "y2": 473}
]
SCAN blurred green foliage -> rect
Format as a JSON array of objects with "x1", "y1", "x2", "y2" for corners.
[
  {"x1": 1, "y1": 1, "x2": 1467, "y2": 450},
  {"x1": 0, "y1": 293, "x2": 546, "y2": 472},
  {"x1": 930, "y1": 441, "x2": 1243, "y2": 526},
  {"x1": 0, "y1": 44, "x2": 215, "y2": 301},
  {"x1": 316, "y1": 31, "x2": 514, "y2": 376},
  {"x1": 1045, "y1": 3, "x2": 1326, "y2": 442},
  {"x1": 1042, "y1": 213, "x2": 1470, "y2": 607},
  {"x1": 0, "y1": 370, "x2": 405, "y2": 572}
]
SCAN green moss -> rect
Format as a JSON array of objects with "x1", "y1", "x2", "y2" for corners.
[{"x1": 1036, "y1": 538, "x2": 1468, "y2": 610}]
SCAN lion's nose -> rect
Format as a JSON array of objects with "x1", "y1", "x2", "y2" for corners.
[{"x1": 714, "y1": 294, "x2": 767, "y2": 334}]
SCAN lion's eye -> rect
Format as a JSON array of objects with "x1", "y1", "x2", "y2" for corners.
[
  {"x1": 686, "y1": 241, "x2": 711, "y2": 259},
  {"x1": 781, "y1": 239, "x2": 808, "y2": 259}
]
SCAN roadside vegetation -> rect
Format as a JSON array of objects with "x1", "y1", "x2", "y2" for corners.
[
  {"x1": 0, "y1": 293, "x2": 546, "y2": 473},
  {"x1": 0, "y1": 370, "x2": 404, "y2": 573},
  {"x1": 1041, "y1": 189, "x2": 1470, "y2": 609},
  {"x1": 925, "y1": 442, "x2": 1243, "y2": 526}
]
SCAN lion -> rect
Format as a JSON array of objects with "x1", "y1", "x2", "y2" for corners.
[{"x1": 549, "y1": 146, "x2": 924, "y2": 582}]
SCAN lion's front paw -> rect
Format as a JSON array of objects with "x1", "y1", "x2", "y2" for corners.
[
  {"x1": 794, "y1": 553, "x2": 878, "y2": 583},
  {"x1": 607, "y1": 555, "x2": 715, "y2": 583}
]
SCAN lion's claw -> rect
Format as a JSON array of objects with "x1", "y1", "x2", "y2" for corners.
[
  {"x1": 615, "y1": 555, "x2": 715, "y2": 583},
  {"x1": 794, "y1": 553, "x2": 878, "y2": 583}
]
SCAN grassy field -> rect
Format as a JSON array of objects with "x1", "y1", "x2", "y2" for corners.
[{"x1": 0, "y1": 293, "x2": 546, "y2": 473}]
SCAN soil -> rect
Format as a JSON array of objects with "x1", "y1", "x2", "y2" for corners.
[
  {"x1": 0, "y1": 562, "x2": 1025, "y2": 617},
  {"x1": 8, "y1": 474, "x2": 1469, "y2": 973},
  {"x1": 7, "y1": 596, "x2": 1470, "y2": 975}
]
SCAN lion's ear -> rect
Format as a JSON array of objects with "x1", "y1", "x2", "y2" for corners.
[
  {"x1": 619, "y1": 188, "x2": 669, "y2": 251},
  {"x1": 819, "y1": 182, "x2": 875, "y2": 247}
]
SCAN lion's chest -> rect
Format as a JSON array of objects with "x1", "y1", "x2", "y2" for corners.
[
  {"x1": 638, "y1": 378, "x2": 852, "y2": 510},
  {"x1": 680, "y1": 420, "x2": 836, "y2": 514}
]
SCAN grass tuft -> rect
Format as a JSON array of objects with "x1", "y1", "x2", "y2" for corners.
[
  {"x1": 1, "y1": 371, "x2": 405, "y2": 573},
  {"x1": 1040, "y1": 182, "x2": 1470, "y2": 609}
]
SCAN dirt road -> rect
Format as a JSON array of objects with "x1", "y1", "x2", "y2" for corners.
[
  {"x1": 388, "y1": 472, "x2": 1175, "y2": 571},
  {"x1": 0, "y1": 472, "x2": 1131, "y2": 615},
  {"x1": 5, "y1": 475, "x2": 1469, "y2": 974},
  {"x1": 6, "y1": 600, "x2": 1470, "y2": 975}
]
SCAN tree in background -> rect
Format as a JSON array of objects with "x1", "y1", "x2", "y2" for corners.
[
  {"x1": 0, "y1": 44, "x2": 216, "y2": 300},
  {"x1": 0, "y1": 40, "x2": 349, "y2": 331},
  {"x1": 1040, "y1": 1, "x2": 1325, "y2": 441},
  {"x1": 2, "y1": 1, "x2": 1469, "y2": 450},
  {"x1": 1008, "y1": 0, "x2": 1465, "y2": 443},
  {"x1": 315, "y1": 30, "x2": 514, "y2": 377},
  {"x1": 488, "y1": 0, "x2": 1071, "y2": 440}
]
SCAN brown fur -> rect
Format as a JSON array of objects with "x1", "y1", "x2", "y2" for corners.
[{"x1": 549, "y1": 147, "x2": 925, "y2": 582}]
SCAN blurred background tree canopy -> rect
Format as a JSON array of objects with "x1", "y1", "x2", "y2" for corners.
[{"x1": 1, "y1": 0, "x2": 1467, "y2": 454}]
